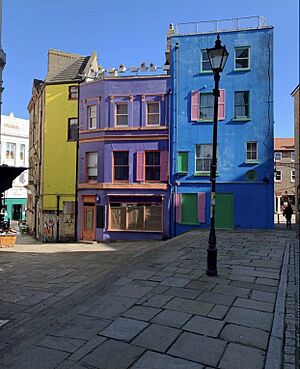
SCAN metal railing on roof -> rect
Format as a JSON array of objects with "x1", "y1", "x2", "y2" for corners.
[{"x1": 176, "y1": 16, "x2": 268, "y2": 35}]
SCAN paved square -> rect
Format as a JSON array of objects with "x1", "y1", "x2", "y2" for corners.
[{"x1": 99, "y1": 317, "x2": 148, "y2": 341}]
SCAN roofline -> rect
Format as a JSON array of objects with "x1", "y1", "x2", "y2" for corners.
[
  {"x1": 291, "y1": 84, "x2": 300, "y2": 96},
  {"x1": 80, "y1": 74, "x2": 170, "y2": 87},
  {"x1": 170, "y1": 25, "x2": 273, "y2": 38}
]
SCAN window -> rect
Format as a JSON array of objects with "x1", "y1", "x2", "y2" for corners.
[
  {"x1": 178, "y1": 152, "x2": 188, "y2": 174},
  {"x1": 88, "y1": 105, "x2": 97, "y2": 129},
  {"x1": 200, "y1": 93, "x2": 214, "y2": 121},
  {"x1": 291, "y1": 152, "x2": 295, "y2": 161},
  {"x1": 145, "y1": 152, "x2": 160, "y2": 181},
  {"x1": 113, "y1": 151, "x2": 129, "y2": 181},
  {"x1": 6, "y1": 142, "x2": 16, "y2": 160},
  {"x1": 110, "y1": 202, "x2": 162, "y2": 231},
  {"x1": 20, "y1": 144, "x2": 26, "y2": 164},
  {"x1": 201, "y1": 50, "x2": 211, "y2": 72},
  {"x1": 86, "y1": 152, "x2": 98, "y2": 181},
  {"x1": 234, "y1": 91, "x2": 250, "y2": 119},
  {"x1": 68, "y1": 85, "x2": 78, "y2": 99},
  {"x1": 115, "y1": 103, "x2": 128, "y2": 126},
  {"x1": 246, "y1": 142, "x2": 258, "y2": 162},
  {"x1": 291, "y1": 170, "x2": 295, "y2": 182},
  {"x1": 235, "y1": 47, "x2": 250, "y2": 70},
  {"x1": 68, "y1": 118, "x2": 78, "y2": 141},
  {"x1": 274, "y1": 170, "x2": 282, "y2": 182},
  {"x1": 195, "y1": 144, "x2": 213, "y2": 173},
  {"x1": 19, "y1": 172, "x2": 26, "y2": 184},
  {"x1": 147, "y1": 101, "x2": 160, "y2": 125},
  {"x1": 274, "y1": 152, "x2": 282, "y2": 161}
]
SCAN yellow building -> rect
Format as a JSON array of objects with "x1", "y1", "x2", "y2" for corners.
[{"x1": 27, "y1": 49, "x2": 97, "y2": 241}]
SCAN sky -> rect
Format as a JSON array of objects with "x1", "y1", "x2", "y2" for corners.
[{"x1": 2, "y1": 0, "x2": 299, "y2": 138}]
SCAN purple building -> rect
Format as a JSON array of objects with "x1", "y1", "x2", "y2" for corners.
[{"x1": 78, "y1": 75, "x2": 171, "y2": 241}]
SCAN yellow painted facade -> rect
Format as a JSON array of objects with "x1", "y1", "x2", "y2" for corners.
[{"x1": 43, "y1": 83, "x2": 78, "y2": 211}]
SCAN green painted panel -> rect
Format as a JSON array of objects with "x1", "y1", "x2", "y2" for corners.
[
  {"x1": 215, "y1": 193, "x2": 234, "y2": 229},
  {"x1": 178, "y1": 152, "x2": 188, "y2": 173},
  {"x1": 182, "y1": 193, "x2": 198, "y2": 224},
  {"x1": 4, "y1": 198, "x2": 27, "y2": 221}
]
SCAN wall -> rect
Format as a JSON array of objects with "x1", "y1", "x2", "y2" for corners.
[{"x1": 170, "y1": 27, "x2": 274, "y2": 233}]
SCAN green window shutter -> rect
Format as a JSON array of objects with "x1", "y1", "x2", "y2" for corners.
[
  {"x1": 181, "y1": 194, "x2": 198, "y2": 224},
  {"x1": 178, "y1": 152, "x2": 188, "y2": 173}
]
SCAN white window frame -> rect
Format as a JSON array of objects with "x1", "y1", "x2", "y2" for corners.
[
  {"x1": 115, "y1": 103, "x2": 128, "y2": 127},
  {"x1": 234, "y1": 91, "x2": 250, "y2": 120},
  {"x1": 201, "y1": 49, "x2": 212, "y2": 73},
  {"x1": 20, "y1": 144, "x2": 26, "y2": 164},
  {"x1": 274, "y1": 152, "x2": 282, "y2": 161},
  {"x1": 199, "y1": 92, "x2": 214, "y2": 121},
  {"x1": 146, "y1": 101, "x2": 160, "y2": 126},
  {"x1": 274, "y1": 170, "x2": 282, "y2": 182},
  {"x1": 195, "y1": 144, "x2": 214, "y2": 174},
  {"x1": 291, "y1": 170, "x2": 295, "y2": 182},
  {"x1": 86, "y1": 152, "x2": 98, "y2": 181},
  {"x1": 234, "y1": 46, "x2": 250, "y2": 71},
  {"x1": 291, "y1": 152, "x2": 295, "y2": 161},
  {"x1": 88, "y1": 105, "x2": 97, "y2": 129},
  {"x1": 246, "y1": 141, "x2": 258, "y2": 162},
  {"x1": 6, "y1": 142, "x2": 16, "y2": 160}
]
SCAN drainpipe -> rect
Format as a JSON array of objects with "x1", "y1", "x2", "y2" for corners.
[
  {"x1": 56, "y1": 193, "x2": 60, "y2": 242},
  {"x1": 174, "y1": 42, "x2": 179, "y2": 237},
  {"x1": 74, "y1": 81, "x2": 80, "y2": 241}
]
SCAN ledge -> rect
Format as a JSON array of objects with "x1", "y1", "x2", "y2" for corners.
[{"x1": 78, "y1": 182, "x2": 168, "y2": 190}]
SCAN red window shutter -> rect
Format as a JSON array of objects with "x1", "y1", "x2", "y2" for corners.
[
  {"x1": 197, "y1": 192, "x2": 206, "y2": 223},
  {"x1": 160, "y1": 151, "x2": 169, "y2": 182},
  {"x1": 191, "y1": 90, "x2": 200, "y2": 121},
  {"x1": 218, "y1": 89, "x2": 225, "y2": 120},
  {"x1": 136, "y1": 151, "x2": 145, "y2": 181},
  {"x1": 175, "y1": 193, "x2": 182, "y2": 223}
]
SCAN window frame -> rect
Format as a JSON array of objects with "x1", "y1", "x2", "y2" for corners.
[
  {"x1": 68, "y1": 117, "x2": 78, "y2": 141},
  {"x1": 234, "y1": 46, "x2": 251, "y2": 71},
  {"x1": 274, "y1": 152, "x2": 282, "y2": 161},
  {"x1": 178, "y1": 152, "x2": 189, "y2": 174},
  {"x1": 274, "y1": 170, "x2": 282, "y2": 182},
  {"x1": 246, "y1": 141, "x2": 258, "y2": 163},
  {"x1": 291, "y1": 152, "x2": 295, "y2": 161},
  {"x1": 200, "y1": 49, "x2": 213, "y2": 73},
  {"x1": 145, "y1": 151, "x2": 161, "y2": 182},
  {"x1": 115, "y1": 102, "x2": 129, "y2": 127},
  {"x1": 19, "y1": 143, "x2": 26, "y2": 164},
  {"x1": 68, "y1": 85, "x2": 79, "y2": 100},
  {"x1": 234, "y1": 91, "x2": 250, "y2": 120},
  {"x1": 113, "y1": 151, "x2": 129, "y2": 182},
  {"x1": 109, "y1": 201, "x2": 163, "y2": 232},
  {"x1": 146, "y1": 101, "x2": 160, "y2": 126},
  {"x1": 5, "y1": 142, "x2": 16, "y2": 160},
  {"x1": 88, "y1": 105, "x2": 97, "y2": 130},
  {"x1": 291, "y1": 170, "x2": 295, "y2": 182},
  {"x1": 199, "y1": 92, "x2": 214, "y2": 122},
  {"x1": 195, "y1": 144, "x2": 214, "y2": 175},
  {"x1": 86, "y1": 152, "x2": 98, "y2": 182}
]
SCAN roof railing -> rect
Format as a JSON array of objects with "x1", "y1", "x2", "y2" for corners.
[{"x1": 176, "y1": 16, "x2": 268, "y2": 35}]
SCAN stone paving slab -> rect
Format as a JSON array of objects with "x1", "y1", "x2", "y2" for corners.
[
  {"x1": 219, "y1": 342, "x2": 265, "y2": 369},
  {"x1": 99, "y1": 317, "x2": 148, "y2": 341},
  {"x1": 183, "y1": 315, "x2": 225, "y2": 338},
  {"x1": 163, "y1": 297, "x2": 214, "y2": 316}
]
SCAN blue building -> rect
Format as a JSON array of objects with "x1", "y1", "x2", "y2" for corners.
[{"x1": 169, "y1": 17, "x2": 274, "y2": 236}]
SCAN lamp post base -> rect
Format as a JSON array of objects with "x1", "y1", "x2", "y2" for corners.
[{"x1": 206, "y1": 247, "x2": 218, "y2": 276}]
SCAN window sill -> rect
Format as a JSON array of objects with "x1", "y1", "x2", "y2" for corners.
[
  {"x1": 233, "y1": 68, "x2": 251, "y2": 72},
  {"x1": 245, "y1": 161, "x2": 260, "y2": 165},
  {"x1": 199, "y1": 70, "x2": 213, "y2": 74},
  {"x1": 179, "y1": 222, "x2": 200, "y2": 226},
  {"x1": 232, "y1": 118, "x2": 251, "y2": 122},
  {"x1": 198, "y1": 119, "x2": 213, "y2": 123},
  {"x1": 177, "y1": 171, "x2": 188, "y2": 175},
  {"x1": 194, "y1": 173, "x2": 218, "y2": 177}
]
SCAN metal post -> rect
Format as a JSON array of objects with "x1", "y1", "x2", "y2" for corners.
[
  {"x1": 206, "y1": 71, "x2": 220, "y2": 276},
  {"x1": 56, "y1": 193, "x2": 60, "y2": 243}
]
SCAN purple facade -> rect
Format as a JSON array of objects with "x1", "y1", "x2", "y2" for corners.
[{"x1": 78, "y1": 75, "x2": 170, "y2": 241}]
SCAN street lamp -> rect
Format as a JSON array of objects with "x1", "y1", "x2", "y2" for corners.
[{"x1": 206, "y1": 34, "x2": 229, "y2": 276}]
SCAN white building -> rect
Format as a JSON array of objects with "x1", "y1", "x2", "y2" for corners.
[{"x1": 0, "y1": 113, "x2": 29, "y2": 220}]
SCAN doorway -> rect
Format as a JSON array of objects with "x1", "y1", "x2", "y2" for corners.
[
  {"x1": 82, "y1": 204, "x2": 95, "y2": 240},
  {"x1": 12, "y1": 204, "x2": 22, "y2": 220},
  {"x1": 215, "y1": 193, "x2": 234, "y2": 229}
]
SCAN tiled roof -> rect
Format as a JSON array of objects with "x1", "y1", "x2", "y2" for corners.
[
  {"x1": 274, "y1": 138, "x2": 294, "y2": 150},
  {"x1": 45, "y1": 49, "x2": 91, "y2": 83}
]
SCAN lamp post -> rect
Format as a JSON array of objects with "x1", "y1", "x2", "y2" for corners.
[{"x1": 206, "y1": 34, "x2": 229, "y2": 276}]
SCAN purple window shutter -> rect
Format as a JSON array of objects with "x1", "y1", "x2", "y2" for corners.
[
  {"x1": 160, "y1": 151, "x2": 169, "y2": 182},
  {"x1": 197, "y1": 192, "x2": 206, "y2": 223},
  {"x1": 191, "y1": 90, "x2": 200, "y2": 121},
  {"x1": 175, "y1": 193, "x2": 182, "y2": 223},
  {"x1": 136, "y1": 151, "x2": 145, "y2": 181},
  {"x1": 218, "y1": 89, "x2": 225, "y2": 120}
]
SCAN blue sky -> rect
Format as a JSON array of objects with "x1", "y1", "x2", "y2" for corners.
[{"x1": 2, "y1": 0, "x2": 299, "y2": 137}]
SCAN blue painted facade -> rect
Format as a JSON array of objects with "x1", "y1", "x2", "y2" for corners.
[{"x1": 170, "y1": 27, "x2": 274, "y2": 236}]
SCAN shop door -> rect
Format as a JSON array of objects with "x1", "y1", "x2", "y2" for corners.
[
  {"x1": 82, "y1": 204, "x2": 95, "y2": 241},
  {"x1": 12, "y1": 204, "x2": 22, "y2": 220},
  {"x1": 215, "y1": 193, "x2": 234, "y2": 229}
]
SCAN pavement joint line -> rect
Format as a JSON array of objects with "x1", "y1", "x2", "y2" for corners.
[{"x1": 265, "y1": 239, "x2": 290, "y2": 369}]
